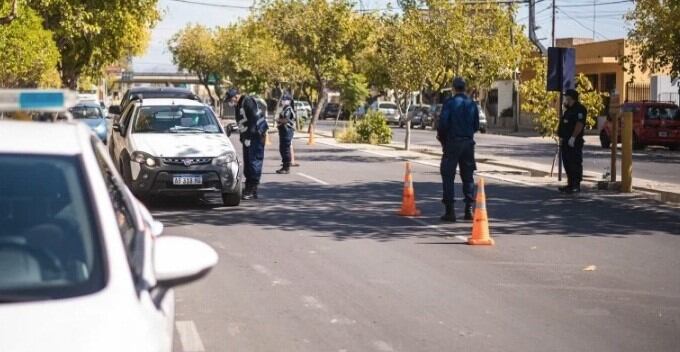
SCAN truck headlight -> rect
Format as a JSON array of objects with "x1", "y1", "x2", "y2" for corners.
[
  {"x1": 131, "y1": 151, "x2": 157, "y2": 167},
  {"x1": 213, "y1": 151, "x2": 237, "y2": 166}
]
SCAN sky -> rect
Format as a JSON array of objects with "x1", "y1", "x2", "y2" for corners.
[{"x1": 132, "y1": 0, "x2": 635, "y2": 72}]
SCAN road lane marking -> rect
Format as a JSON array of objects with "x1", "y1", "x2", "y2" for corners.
[
  {"x1": 297, "y1": 172, "x2": 330, "y2": 185},
  {"x1": 302, "y1": 295, "x2": 326, "y2": 310},
  {"x1": 408, "y1": 217, "x2": 468, "y2": 242},
  {"x1": 252, "y1": 264, "x2": 271, "y2": 276},
  {"x1": 175, "y1": 320, "x2": 205, "y2": 352},
  {"x1": 373, "y1": 340, "x2": 396, "y2": 351}
]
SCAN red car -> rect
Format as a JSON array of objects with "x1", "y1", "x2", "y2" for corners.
[{"x1": 600, "y1": 101, "x2": 680, "y2": 150}]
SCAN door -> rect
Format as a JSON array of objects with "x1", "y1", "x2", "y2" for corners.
[{"x1": 111, "y1": 103, "x2": 136, "y2": 164}]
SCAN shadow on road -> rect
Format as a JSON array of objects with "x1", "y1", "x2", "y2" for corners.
[{"x1": 149, "y1": 176, "x2": 680, "y2": 241}]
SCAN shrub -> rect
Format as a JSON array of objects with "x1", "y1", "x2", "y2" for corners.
[{"x1": 336, "y1": 111, "x2": 392, "y2": 145}]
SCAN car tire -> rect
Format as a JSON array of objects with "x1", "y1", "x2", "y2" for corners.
[
  {"x1": 420, "y1": 122, "x2": 426, "y2": 130},
  {"x1": 222, "y1": 181, "x2": 242, "y2": 206},
  {"x1": 599, "y1": 130, "x2": 611, "y2": 149}
]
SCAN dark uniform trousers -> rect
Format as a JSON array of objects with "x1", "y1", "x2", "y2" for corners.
[
  {"x1": 440, "y1": 138, "x2": 476, "y2": 206},
  {"x1": 278, "y1": 126, "x2": 294, "y2": 166},
  {"x1": 561, "y1": 137, "x2": 584, "y2": 187},
  {"x1": 243, "y1": 135, "x2": 265, "y2": 187}
]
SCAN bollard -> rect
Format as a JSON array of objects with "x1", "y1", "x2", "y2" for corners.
[{"x1": 621, "y1": 111, "x2": 633, "y2": 193}]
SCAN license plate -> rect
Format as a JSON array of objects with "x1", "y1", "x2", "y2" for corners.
[
  {"x1": 659, "y1": 131, "x2": 669, "y2": 137},
  {"x1": 173, "y1": 175, "x2": 202, "y2": 185}
]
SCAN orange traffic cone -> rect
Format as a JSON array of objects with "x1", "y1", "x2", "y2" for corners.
[
  {"x1": 468, "y1": 178, "x2": 494, "y2": 245},
  {"x1": 290, "y1": 144, "x2": 300, "y2": 167},
  {"x1": 398, "y1": 161, "x2": 421, "y2": 217}
]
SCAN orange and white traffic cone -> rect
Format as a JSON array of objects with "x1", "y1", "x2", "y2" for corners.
[
  {"x1": 398, "y1": 161, "x2": 421, "y2": 217},
  {"x1": 468, "y1": 178, "x2": 494, "y2": 245}
]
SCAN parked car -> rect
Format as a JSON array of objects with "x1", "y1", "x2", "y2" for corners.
[
  {"x1": 294, "y1": 100, "x2": 312, "y2": 120},
  {"x1": 477, "y1": 102, "x2": 488, "y2": 133},
  {"x1": 600, "y1": 101, "x2": 680, "y2": 150},
  {"x1": 401, "y1": 104, "x2": 431, "y2": 129},
  {"x1": 108, "y1": 87, "x2": 201, "y2": 117},
  {"x1": 70, "y1": 102, "x2": 108, "y2": 142},
  {"x1": 430, "y1": 104, "x2": 443, "y2": 129},
  {"x1": 369, "y1": 101, "x2": 401, "y2": 125},
  {"x1": 108, "y1": 98, "x2": 242, "y2": 205},
  {"x1": 0, "y1": 119, "x2": 218, "y2": 352},
  {"x1": 321, "y1": 102, "x2": 349, "y2": 120}
]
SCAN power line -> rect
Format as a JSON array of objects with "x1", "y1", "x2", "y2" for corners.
[
  {"x1": 557, "y1": 0, "x2": 632, "y2": 8},
  {"x1": 167, "y1": 0, "x2": 254, "y2": 9},
  {"x1": 556, "y1": 6, "x2": 609, "y2": 40}
]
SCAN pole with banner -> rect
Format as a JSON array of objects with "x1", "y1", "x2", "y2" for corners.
[{"x1": 546, "y1": 47, "x2": 576, "y2": 182}]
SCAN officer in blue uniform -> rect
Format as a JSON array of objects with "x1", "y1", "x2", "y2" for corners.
[
  {"x1": 437, "y1": 77, "x2": 479, "y2": 222},
  {"x1": 225, "y1": 88, "x2": 268, "y2": 200},
  {"x1": 558, "y1": 89, "x2": 587, "y2": 194},
  {"x1": 276, "y1": 94, "x2": 296, "y2": 174}
]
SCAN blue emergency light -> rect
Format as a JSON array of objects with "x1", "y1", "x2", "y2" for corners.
[{"x1": 0, "y1": 89, "x2": 76, "y2": 112}]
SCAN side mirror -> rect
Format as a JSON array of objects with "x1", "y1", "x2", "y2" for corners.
[
  {"x1": 112, "y1": 123, "x2": 121, "y2": 133},
  {"x1": 154, "y1": 236, "x2": 218, "y2": 288},
  {"x1": 108, "y1": 105, "x2": 121, "y2": 116},
  {"x1": 225, "y1": 123, "x2": 237, "y2": 137}
]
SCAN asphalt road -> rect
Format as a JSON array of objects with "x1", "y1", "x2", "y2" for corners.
[
  {"x1": 313, "y1": 120, "x2": 680, "y2": 185},
  {"x1": 159, "y1": 134, "x2": 680, "y2": 352}
]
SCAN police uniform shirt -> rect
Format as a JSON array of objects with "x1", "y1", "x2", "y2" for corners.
[
  {"x1": 236, "y1": 95, "x2": 261, "y2": 137},
  {"x1": 559, "y1": 101, "x2": 587, "y2": 139},
  {"x1": 278, "y1": 105, "x2": 296, "y2": 129}
]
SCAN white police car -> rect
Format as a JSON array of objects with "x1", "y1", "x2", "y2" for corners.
[
  {"x1": 0, "y1": 91, "x2": 218, "y2": 352},
  {"x1": 108, "y1": 97, "x2": 242, "y2": 205}
]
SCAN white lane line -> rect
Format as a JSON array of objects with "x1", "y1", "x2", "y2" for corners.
[
  {"x1": 297, "y1": 172, "x2": 330, "y2": 185},
  {"x1": 408, "y1": 216, "x2": 469, "y2": 242},
  {"x1": 175, "y1": 320, "x2": 205, "y2": 352}
]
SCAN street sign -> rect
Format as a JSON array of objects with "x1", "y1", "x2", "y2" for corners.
[
  {"x1": 546, "y1": 47, "x2": 576, "y2": 92},
  {"x1": 0, "y1": 89, "x2": 77, "y2": 112}
]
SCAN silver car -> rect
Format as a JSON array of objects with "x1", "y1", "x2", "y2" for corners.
[{"x1": 370, "y1": 101, "x2": 401, "y2": 125}]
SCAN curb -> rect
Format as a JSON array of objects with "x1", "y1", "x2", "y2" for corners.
[{"x1": 311, "y1": 129, "x2": 680, "y2": 204}]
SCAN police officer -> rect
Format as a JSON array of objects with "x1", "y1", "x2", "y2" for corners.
[
  {"x1": 437, "y1": 77, "x2": 479, "y2": 222},
  {"x1": 276, "y1": 94, "x2": 296, "y2": 174},
  {"x1": 558, "y1": 89, "x2": 587, "y2": 194},
  {"x1": 225, "y1": 88, "x2": 269, "y2": 200}
]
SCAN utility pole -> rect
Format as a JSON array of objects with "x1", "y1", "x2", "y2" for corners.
[
  {"x1": 510, "y1": 4, "x2": 519, "y2": 132},
  {"x1": 552, "y1": 0, "x2": 556, "y2": 47},
  {"x1": 529, "y1": 0, "x2": 546, "y2": 55},
  {"x1": 592, "y1": 0, "x2": 597, "y2": 40}
]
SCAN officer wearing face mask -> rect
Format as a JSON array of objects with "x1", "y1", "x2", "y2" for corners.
[
  {"x1": 276, "y1": 94, "x2": 296, "y2": 174},
  {"x1": 225, "y1": 88, "x2": 268, "y2": 200},
  {"x1": 558, "y1": 89, "x2": 587, "y2": 194}
]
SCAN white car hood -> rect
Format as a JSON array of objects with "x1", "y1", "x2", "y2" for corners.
[
  {"x1": 131, "y1": 133, "x2": 234, "y2": 158},
  {"x1": 0, "y1": 294, "x2": 165, "y2": 352}
]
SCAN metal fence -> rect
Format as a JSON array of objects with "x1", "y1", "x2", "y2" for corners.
[
  {"x1": 625, "y1": 82, "x2": 651, "y2": 103},
  {"x1": 657, "y1": 92, "x2": 680, "y2": 105}
]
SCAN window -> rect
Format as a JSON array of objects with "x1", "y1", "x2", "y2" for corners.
[
  {"x1": 585, "y1": 74, "x2": 598, "y2": 90},
  {"x1": 379, "y1": 103, "x2": 398, "y2": 110},
  {"x1": 70, "y1": 105, "x2": 104, "y2": 120},
  {"x1": 91, "y1": 140, "x2": 144, "y2": 281},
  {"x1": 600, "y1": 73, "x2": 617, "y2": 95},
  {"x1": 132, "y1": 105, "x2": 221, "y2": 134},
  {"x1": 0, "y1": 154, "x2": 105, "y2": 301},
  {"x1": 119, "y1": 103, "x2": 136, "y2": 134}
]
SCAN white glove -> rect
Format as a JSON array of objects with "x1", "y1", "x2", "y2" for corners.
[
  {"x1": 568, "y1": 136, "x2": 576, "y2": 148},
  {"x1": 244, "y1": 139, "x2": 251, "y2": 147}
]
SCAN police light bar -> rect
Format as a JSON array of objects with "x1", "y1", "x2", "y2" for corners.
[{"x1": 0, "y1": 89, "x2": 78, "y2": 112}]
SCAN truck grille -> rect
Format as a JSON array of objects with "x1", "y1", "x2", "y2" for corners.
[{"x1": 162, "y1": 157, "x2": 213, "y2": 166}]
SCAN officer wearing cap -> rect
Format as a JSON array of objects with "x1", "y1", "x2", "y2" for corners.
[
  {"x1": 276, "y1": 94, "x2": 296, "y2": 174},
  {"x1": 437, "y1": 77, "x2": 479, "y2": 222},
  {"x1": 558, "y1": 89, "x2": 587, "y2": 194},
  {"x1": 225, "y1": 88, "x2": 269, "y2": 200}
]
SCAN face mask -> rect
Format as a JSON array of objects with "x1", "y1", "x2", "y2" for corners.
[{"x1": 281, "y1": 100, "x2": 291, "y2": 107}]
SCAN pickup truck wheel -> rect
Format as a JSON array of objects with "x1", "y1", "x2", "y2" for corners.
[{"x1": 222, "y1": 181, "x2": 242, "y2": 207}]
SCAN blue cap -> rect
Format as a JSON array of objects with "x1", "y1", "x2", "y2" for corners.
[
  {"x1": 225, "y1": 88, "x2": 239, "y2": 100},
  {"x1": 452, "y1": 77, "x2": 466, "y2": 90}
]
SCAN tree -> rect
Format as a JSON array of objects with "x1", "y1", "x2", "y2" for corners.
[
  {"x1": 28, "y1": 0, "x2": 160, "y2": 88},
  {"x1": 626, "y1": 0, "x2": 680, "y2": 83},
  {"x1": 0, "y1": 3, "x2": 59, "y2": 88},
  {"x1": 169, "y1": 25, "x2": 222, "y2": 107},
  {"x1": 259, "y1": 0, "x2": 371, "y2": 132},
  {"x1": 377, "y1": 13, "x2": 430, "y2": 150},
  {"x1": 333, "y1": 71, "x2": 370, "y2": 124},
  {"x1": 0, "y1": 0, "x2": 18, "y2": 25}
]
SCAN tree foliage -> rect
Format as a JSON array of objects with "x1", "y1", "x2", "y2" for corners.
[
  {"x1": 27, "y1": 0, "x2": 160, "y2": 88},
  {"x1": 0, "y1": 2, "x2": 59, "y2": 88},
  {"x1": 626, "y1": 0, "x2": 680, "y2": 81}
]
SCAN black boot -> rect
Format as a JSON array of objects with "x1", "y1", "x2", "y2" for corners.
[
  {"x1": 440, "y1": 204, "x2": 456, "y2": 222},
  {"x1": 464, "y1": 204, "x2": 473, "y2": 221},
  {"x1": 276, "y1": 165, "x2": 290, "y2": 174},
  {"x1": 243, "y1": 185, "x2": 258, "y2": 200}
]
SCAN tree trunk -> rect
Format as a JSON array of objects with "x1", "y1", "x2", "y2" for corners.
[
  {"x1": 334, "y1": 102, "x2": 343, "y2": 127},
  {"x1": 308, "y1": 80, "x2": 326, "y2": 134},
  {"x1": 0, "y1": 0, "x2": 18, "y2": 25}
]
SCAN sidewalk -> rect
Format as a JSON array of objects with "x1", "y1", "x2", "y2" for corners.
[{"x1": 307, "y1": 130, "x2": 680, "y2": 204}]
